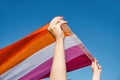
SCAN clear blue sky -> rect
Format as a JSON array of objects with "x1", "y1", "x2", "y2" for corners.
[{"x1": 0, "y1": 0, "x2": 120, "y2": 80}]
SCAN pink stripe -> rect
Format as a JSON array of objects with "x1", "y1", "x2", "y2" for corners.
[
  {"x1": 19, "y1": 45, "x2": 90, "y2": 80},
  {"x1": 41, "y1": 54, "x2": 91, "y2": 79}
]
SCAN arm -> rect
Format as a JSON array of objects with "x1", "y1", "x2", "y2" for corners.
[
  {"x1": 91, "y1": 59, "x2": 102, "y2": 80},
  {"x1": 48, "y1": 16, "x2": 67, "y2": 80}
]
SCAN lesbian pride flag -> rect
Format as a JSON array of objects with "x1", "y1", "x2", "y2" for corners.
[{"x1": 0, "y1": 23, "x2": 94, "y2": 80}]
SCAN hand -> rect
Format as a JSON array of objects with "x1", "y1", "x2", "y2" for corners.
[
  {"x1": 48, "y1": 16, "x2": 67, "y2": 40},
  {"x1": 91, "y1": 58, "x2": 102, "y2": 75}
]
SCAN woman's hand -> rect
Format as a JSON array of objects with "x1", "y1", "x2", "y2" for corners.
[
  {"x1": 48, "y1": 16, "x2": 67, "y2": 40},
  {"x1": 91, "y1": 58, "x2": 102, "y2": 80},
  {"x1": 91, "y1": 58, "x2": 102, "y2": 74},
  {"x1": 49, "y1": 16, "x2": 67, "y2": 80}
]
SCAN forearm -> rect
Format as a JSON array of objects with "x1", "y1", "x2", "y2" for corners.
[
  {"x1": 50, "y1": 38, "x2": 67, "y2": 80},
  {"x1": 92, "y1": 73, "x2": 100, "y2": 80}
]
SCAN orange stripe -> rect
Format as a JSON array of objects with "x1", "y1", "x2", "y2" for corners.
[
  {"x1": 0, "y1": 33, "x2": 39, "y2": 65},
  {"x1": 0, "y1": 23, "x2": 73, "y2": 74},
  {"x1": 0, "y1": 31, "x2": 55, "y2": 74},
  {"x1": 0, "y1": 24, "x2": 49, "y2": 65}
]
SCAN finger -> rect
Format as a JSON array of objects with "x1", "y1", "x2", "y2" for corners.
[
  {"x1": 98, "y1": 64, "x2": 102, "y2": 70},
  {"x1": 95, "y1": 59, "x2": 100, "y2": 67},
  {"x1": 91, "y1": 61, "x2": 94, "y2": 65},
  {"x1": 49, "y1": 17, "x2": 63, "y2": 30},
  {"x1": 56, "y1": 21, "x2": 67, "y2": 31},
  {"x1": 51, "y1": 16, "x2": 63, "y2": 25},
  {"x1": 91, "y1": 61, "x2": 94, "y2": 67},
  {"x1": 56, "y1": 20, "x2": 67, "y2": 27},
  {"x1": 48, "y1": 26, "x2": 50, "y2": 31},
  {"x1": 93, "y1": 58, "x2": 96, "y2": 62}
]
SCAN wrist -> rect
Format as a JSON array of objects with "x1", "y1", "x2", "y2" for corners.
[
  {"x1": 93, "y1": 72, "x2": 101, "y2": 77},
  {"x1": 56, "y1": 37, "x2": 64, "y2": 41},
  {"x1": 92, "y1": 74, "x2": 100, "y2": 80}
]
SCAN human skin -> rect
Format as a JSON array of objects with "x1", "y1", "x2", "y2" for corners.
[
  {"x1": 48, "y1": 16, "x2": 102, "y2": 80},
  {"x1": 48, "y1": 16, "x2": 67, "y2": 80},
  {"x1": 91, "y1": 59, "x2": 102, "y2": 80}
]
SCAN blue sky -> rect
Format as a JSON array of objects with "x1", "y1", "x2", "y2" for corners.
[{"x1": 0, "y1": 0, "x2": 120, "y2": 80}]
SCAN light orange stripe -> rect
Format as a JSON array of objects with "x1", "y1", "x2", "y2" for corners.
[{"x1": 0, "y1": 23, "x2": 73, "y2": 74}]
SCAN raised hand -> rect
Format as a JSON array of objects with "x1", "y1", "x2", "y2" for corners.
[
  {"x1": 49, "y1": 16, "x2": 67, "y2": 80},
  {"x1": 48, "y1": 16, "x2": 67, "y2": 40},
  {"x1": 91, "y1": 58, "x2": 102, "y2": 80}
]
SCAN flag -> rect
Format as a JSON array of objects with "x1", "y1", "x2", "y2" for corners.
[{"x1": 0, "y1": 23, "x2": 94, "y2": 80}]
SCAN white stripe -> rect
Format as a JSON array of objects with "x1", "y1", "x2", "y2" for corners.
[{"x1": 1, "y1": 35, "x2": 81, "y2": 80}]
